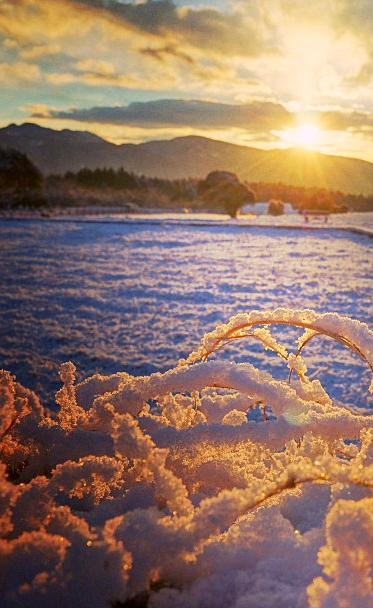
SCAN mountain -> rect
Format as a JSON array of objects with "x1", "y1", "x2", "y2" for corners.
[
  {"x1": 1, "y1": 123, "x2": 373, "y2": 195},
  {"x1": 0, "y1": 123, "x2": 118, "y2": 175}
]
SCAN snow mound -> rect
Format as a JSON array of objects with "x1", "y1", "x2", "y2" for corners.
[{"x1": 1, "y1": 308, "x2": 373, "y2": 608}]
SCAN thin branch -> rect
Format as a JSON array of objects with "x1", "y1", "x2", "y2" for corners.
[
  {"x1": 202, "y1": 331, "x2": 288, "y2": 362},
  {"x1": 200, "y1": 319, "x2": 373, "y2": 380}
]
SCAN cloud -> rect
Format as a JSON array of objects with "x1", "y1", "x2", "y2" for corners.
[
  {"x1": 319, "y1": 109, "x2": 373, "y2": 137},
  {"x1": 71, "y1": 58, "x2": 180, "y2": 89},
  {"x1": 46, "y1": 72, "x2": 80, "y2": 85},
  {"x1": 0, "y1": 61, "x2": 41, "y2": 84},
  {"x1": 32, "y1": 99, "x2": 294, "y2": 131},
  {"x1": 44, "y1": 70, "x2": 180, "y2": 90},
  {"x1": 0, "y1": 0, "x2": 92, "y2": 43},
  {"x1": 0, "y1": 0, "x2": 269, "y2": 95},
  {"x1": 0, "y1": 0, "x2": 271, "y2": 61},
  {"x1": 61, "y1": 0, "x2": 274, "y2": 59},
  {"x1": 329, "y1": 1, "x2": 373, "y2": 84},
  {"x1": 334, "y1": 0, "x2": 373, "y2": 39},
  {"x1": 30, "y1": 99, "x2": 373, "y2": 143},
  {"x1": 74, "y1": 59, "x2": 116, "y2": 76},
  {"x1": 18, "y1": 44, "x2": 61, "y2": 60},
  {"x1": 1, "y1": 0, "x2": 371, "y2": 104},
  {"x1": 23, "y1": 103, "x2": 55, "y2": 115},
  {"x1": 140, "y1": 44, "x2": 195, "y2": 66},
  {"x1": 2, "y1": 0, "x2": 373, "y2": 159},
  {"x1": 344, "y1": 63, "x2": 373, "y2": 86}
]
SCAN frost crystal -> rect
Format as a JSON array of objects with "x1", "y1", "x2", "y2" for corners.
[{"x1": 1, "y1": 308, "x2": 373, "y2": 608}]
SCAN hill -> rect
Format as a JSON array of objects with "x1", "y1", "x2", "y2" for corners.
[{"x1": 1, "y1": 123, "x2": 373, "y2": 195}]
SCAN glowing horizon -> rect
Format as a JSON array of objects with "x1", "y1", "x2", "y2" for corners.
[{"x1": 1, "y1": 0, "x2": 373, "y2": 163}]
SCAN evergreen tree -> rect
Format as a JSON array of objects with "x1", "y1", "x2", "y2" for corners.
[{"x1": 0, "y1": 147, "x2": 44, "y2": 207}]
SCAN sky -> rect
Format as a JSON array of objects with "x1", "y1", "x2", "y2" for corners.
[{"x1": 1, "y1": 0, "x2": 373, "y2": 162}]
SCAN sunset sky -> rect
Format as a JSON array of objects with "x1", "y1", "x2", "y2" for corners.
[{"x1": 1, "y1": 0, "x2": 373, "y2": 162}]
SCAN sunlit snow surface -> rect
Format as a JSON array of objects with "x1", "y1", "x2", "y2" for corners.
[{"x1": 0, "y1": 212, "x2": 372, "y2": 408}]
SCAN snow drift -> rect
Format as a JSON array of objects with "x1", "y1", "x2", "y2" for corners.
[{"x1": 1, "y1": 308, "x2": 373, "y2": 608}]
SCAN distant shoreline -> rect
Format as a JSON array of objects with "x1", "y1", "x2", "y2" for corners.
[
  {"x1": 1, "y1": 208, "x2": 373, "y2": 239},
  {"x1": 0, "y1": 204, "x2": 367, "y2": 219}
]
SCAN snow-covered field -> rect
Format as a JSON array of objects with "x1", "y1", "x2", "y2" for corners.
[
  {"x1": 0, "y1": 213, "x2": 372, "y2": 407},
  {"x1": 1, "y1": 213, "x2": 373, "y2": 608}
]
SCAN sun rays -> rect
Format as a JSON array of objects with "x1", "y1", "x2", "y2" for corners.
[{"x1": 276, "y1": 121, "x2": 324, "y2": 151}]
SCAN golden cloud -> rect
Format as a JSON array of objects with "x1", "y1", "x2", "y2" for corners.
[
  {"x1": 0, "y1": 0, "x2": 372, "y2": 110},
  {"x1": 0, "y1": 61, "x2": 41, "y2": 84},
  {"x1": 74, "y1": 59, "x2": 116, "y2": 76},
  {"x1": 46, "y1": 73, "x2": 80, "y2": 85},
  {"x1": 18, "y1": 44, "x2": 61, "y2": 60}
]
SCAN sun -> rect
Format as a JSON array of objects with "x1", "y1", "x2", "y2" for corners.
[
  {"x1": 295, "y1": 123, "x2": 320, "y2": 146},
  {"x1": 278, "y1": 123, "x2": 323, "y2": 149}
]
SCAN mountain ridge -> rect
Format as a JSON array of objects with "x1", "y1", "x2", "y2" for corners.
[{"x1": 1, "y1": 123, "x2": 373, "y2": 195}]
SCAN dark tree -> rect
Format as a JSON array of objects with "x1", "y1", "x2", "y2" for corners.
[
  {"x1": 0, "y1": 147, "x2": 44, "y2": 207},
  {"x1": 198, "y1": 171, "x2": 255, "y2": 218}
]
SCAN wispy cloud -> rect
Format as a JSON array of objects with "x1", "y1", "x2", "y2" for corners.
[
  {"x1": 140, "y1": 44, "x2": 195, "y2": 65},
  {"x1": 18, "y1": 44, "x2": 61, "y2": 60},
  {"x1": 74, "y1": 59, "x2": 116, "y2": 76},
  {"x1": 0, "y1": 61, "x2": 41, "y2": 84}
]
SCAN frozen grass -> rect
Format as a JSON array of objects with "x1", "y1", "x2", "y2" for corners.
[{"x1": 1, "y1": 308, "x2": 373, "y2": 607}]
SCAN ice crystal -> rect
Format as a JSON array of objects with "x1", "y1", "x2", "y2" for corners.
[{"x1": 1, "y1": 308, "x2": 373, "y2": 608}]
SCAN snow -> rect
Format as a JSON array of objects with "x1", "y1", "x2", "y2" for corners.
[
  {"x1": 1, "y1": 213, "x2": 373, "y2": 607},
  {"x1": 0, "y1": 213, "x2": 372, "y2": 407},
  {"x1": 240, "y1": 201, "x2": 298, "y2": 214}
]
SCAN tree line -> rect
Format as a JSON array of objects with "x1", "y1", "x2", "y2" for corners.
[
  {"x1": 63, "y1": 167, "x2": 198, "y2": 201},
  {"x1": 1, "y1": 146, "x2": 373, "y2": 212},
  {"x1": 250, "y1": 181, "x2": 373, "y2": 212},
  {"x1": 59, "y1": 167, "x2": 373, "y2": 212}
]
